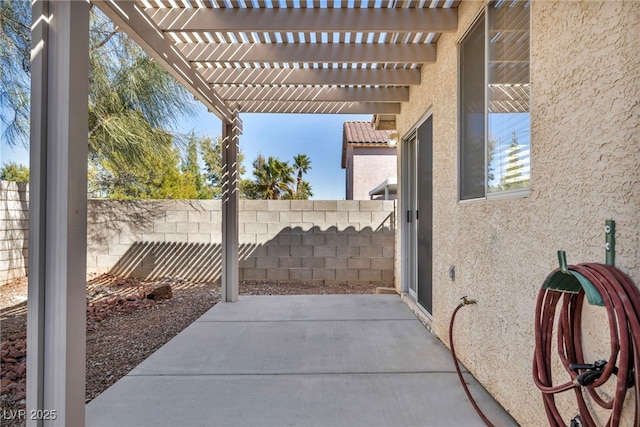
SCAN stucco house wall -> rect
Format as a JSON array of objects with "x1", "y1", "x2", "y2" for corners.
[
  {"x1": 351, "y1": 146, "x2": 397, "y2": 201},
  {"x1": 345, "y1": 145, "x2": 354, "y2": 200},
  {"x1": 342, "y1": 121, "x2": 397, "y2": 200},
  {"x1": 394, "y1": 1, "x2": 640, "y2": 426}
]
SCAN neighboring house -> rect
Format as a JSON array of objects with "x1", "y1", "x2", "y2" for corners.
[
  {"x1": 368, "y1": 177, "x2": 397, "y2": 201},
  {"x1": 341, "y1": 121, "x2": 397, "y2": 200}
]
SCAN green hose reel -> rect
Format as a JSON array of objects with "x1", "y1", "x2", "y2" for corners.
[
  {"x1": 541, "y1": 221, "x2": 616, "y2": 307},
  {"x1": 542, "y1": 250, "x2": 604, "y2": 307}
]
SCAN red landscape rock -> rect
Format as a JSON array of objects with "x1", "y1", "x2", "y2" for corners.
[{"x1": 145, "y1": 284, "x2": 173, "y2": 301}]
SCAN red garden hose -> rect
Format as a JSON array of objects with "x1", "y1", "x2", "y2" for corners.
[
  {"x1": 449, "y1": 297, "x2": 495, "y2": 427},
  {"x1": 533, "y1": 262, "x2": 640, "y2": 426}
]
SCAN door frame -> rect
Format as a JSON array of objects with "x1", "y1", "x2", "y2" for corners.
[
  {"x1": 401, "y1": 129, "x2": 418, "y2": 298},
  {"x1": 400, "y1": 109, "x2": 433, "y2": 314}
]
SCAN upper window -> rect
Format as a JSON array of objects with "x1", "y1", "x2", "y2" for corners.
[{"x1": 459, "y1": 1, "x2": 531, "y2": 201}]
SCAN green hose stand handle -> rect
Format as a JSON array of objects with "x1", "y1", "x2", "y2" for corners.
[{"x1": 542, "y1": 251, "x2": 605, "y2": 307}]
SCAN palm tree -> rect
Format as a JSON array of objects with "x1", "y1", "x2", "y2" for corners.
[
  {"x1": 253, "y1": 156, "x2": 294, "y2": 200},
  {"x1": 292, "y1": 154, "x2": 312, "y2": 197},
  {"x1": 295, "y1": 180, "x2": 313, "y2": 200}
]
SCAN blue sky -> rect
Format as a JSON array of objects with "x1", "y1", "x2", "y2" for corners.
[{"x1": 0, "y1": 106, "x2": 371, "y2": 200}]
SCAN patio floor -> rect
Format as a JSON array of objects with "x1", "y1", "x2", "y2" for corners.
[{"x1": 86, "y1": 294, "x2": 518, "y2": 426}]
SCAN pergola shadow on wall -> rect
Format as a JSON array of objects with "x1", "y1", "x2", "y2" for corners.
[
  {"x1": 85, "y1": 198, "x2": 395, "y2": 284},
  {"x1": 27, "y1": 0, "x2": 459, "y2": 424},
  {"x1": 108, "y1": 225, "x2": 394, "y2": 285},
  {"x1": 0, "y1": 181, "x2": 29, "y2": 283}
]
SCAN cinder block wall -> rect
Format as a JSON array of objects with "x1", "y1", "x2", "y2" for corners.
[
  {"x1": 87, "y1": 199, "x2": 396, "y2": 285},
  {"x1": 0, "y1": 181, "x2": 29, "y2": 284}
]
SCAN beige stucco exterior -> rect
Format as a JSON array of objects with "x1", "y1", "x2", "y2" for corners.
[
  {"x1": 394, "y1": 1, "x2": 640, "y2": 425},
  {"x1": 346, "y1": 146, "x2": 397, "y2": 200}
]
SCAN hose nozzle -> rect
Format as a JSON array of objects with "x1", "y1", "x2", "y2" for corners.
[{"x1": 460, "y1": 296, "x2": 477, "y2": 306}]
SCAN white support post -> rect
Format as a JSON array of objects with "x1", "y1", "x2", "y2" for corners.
[
  {"x1": 26, "y1": 1, "x2": 89, "y2": 426},
  {"x1": 221, "y1": 111, "x2": 241, "y2": 302}
]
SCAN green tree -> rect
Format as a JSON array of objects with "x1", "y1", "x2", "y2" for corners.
[
  {"x1": 0, "y1": 0, "x2": 30, "y2": 146},
  {"x1": 253, "y1": 156, "x2": 294, "y2": 200},
  {"x1": 182, "y1": 133, "x2": 208, "y2": 198},
  {"x1": 292, "y1": 154, "x2": 312, "y2": 200},
  {"x1": 88, "y1": 134, "x2": 199, "y2": 200},
  {"x1": 252, "y1": 153, "x2": 266, "y2": 171},
  {"x1": 1, "y1": 1, "x2": 196, "y2": 170},
  {"x1": 494, "y1": 130, "x2": 529, "y2": 192},
  {"x1": 0, "y1": 162, "x2": 29, "y2": 183},
  {"x1": 294, "y1": 180, "x2": 313, "y2": 200},
  {"x1": 87, "y1": 5, "x2": 196, "y2": 170},
  {"x1": 239, "y1": 180, "x2": 260, "y2": 199},
  {"x1": 200, "y1": 136, "x2": 247, "y2": 199},
  {"x1": 238, "y1": 154, "x2": 264, "y2": 199},
  {"x1": 240, "y1": 153, "x2": 314, "y2": 200}
]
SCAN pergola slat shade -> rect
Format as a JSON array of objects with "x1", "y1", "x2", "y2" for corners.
[
  {"x1": 149, "y1": 7, "x2": 458, "y2": 33},
  {"x1": 237, "y1": 100, "x2": 402, "y2": 114},
  {"x1": 199, "y1": 67, "x2": 422, "y2": 86},
  {"x1": 181, "y1": 42, "x2": 436, "y2": 64},
  {"x1": 214, "y1": 86, "x2": 410, "y2": 102}
]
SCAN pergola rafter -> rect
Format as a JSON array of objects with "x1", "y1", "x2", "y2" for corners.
[
  {"x1": 235, "y1": 100, "x2": 402, "y2": 114},
  {"x1": 180, "y1": 42, "x2": 437, "y2": 64},
  {"x1": 149, "y1": 7, "x2": 458, "y2": 33},
  {"x1": 198, "y1": 68, "x2": 422, "y2": 86},
  {"x1": 213, "y1": 86, "x2": 410, "y2": 103}
]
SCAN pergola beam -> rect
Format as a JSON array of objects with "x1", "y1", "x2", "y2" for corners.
[
  {"x1": 93, "y1": 0, "x2": 233, "y2": 122},
  {"x1": 236, "y1": 100, "x2": 401, "y2": 114},
  {"x1": 214, "y1": 85, "x2": 409, "y2": 102},
  {"x1": 150, "y1": 7, "x2": 457, "y2": 33},
  {"x1": 199, "y1": 67, "x2": 421, "y2": 86},
  {"x1": 181, "y1": 43, "x2": 436, "y2": 64}
]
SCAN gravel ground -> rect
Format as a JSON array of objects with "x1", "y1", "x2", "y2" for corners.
[{"x1": 1, "y1": 275, "x2": 377, "y2": 427}]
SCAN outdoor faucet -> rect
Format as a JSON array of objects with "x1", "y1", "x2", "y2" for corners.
[{"x1": 460, "y1": 296, "x2": 476, "y2": 306}]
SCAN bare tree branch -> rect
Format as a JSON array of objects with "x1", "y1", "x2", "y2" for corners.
[{"x1": 91, "y1": 29, "x2": 118, "y2": 52}]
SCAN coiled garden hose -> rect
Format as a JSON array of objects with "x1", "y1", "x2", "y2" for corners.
[
  {"x1": 533, "y1": 262, "x2": 640, "y2": 427},
  {"x1": 449, "y1": 296, "x2": 495, "y2": 427}
]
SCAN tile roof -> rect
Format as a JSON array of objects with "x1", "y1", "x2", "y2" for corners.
[
  {"x1": 343, "y1": 121, "x2": 393, "y2": 145},
  {"x1": 342, "y1": 121, "x2": 394, "y2": 169}
]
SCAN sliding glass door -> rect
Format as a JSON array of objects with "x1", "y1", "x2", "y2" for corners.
[{"x1": 402, "y1": 116, "x2": 433, "y2": 314}]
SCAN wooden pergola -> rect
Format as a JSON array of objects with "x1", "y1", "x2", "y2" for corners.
[
  {"x1": 25, "y1": 0, "x2": 458, "y2": 425},
  {"x1": 98, "y1": 0, "x2": 458, "y2": 117}
]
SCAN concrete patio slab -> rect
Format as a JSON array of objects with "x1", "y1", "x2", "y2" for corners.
[
  {"x1": 86, "y1": 295, "x2": 518, "y2": 427},
  {"x1": 129, "y1": 319, "x2": 453, "y2": 376},
  {"x1": 198, "y1": 295, "x2": 417, "y2": 321}
]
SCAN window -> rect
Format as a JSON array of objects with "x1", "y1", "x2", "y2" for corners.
[{"x1": 459, "y1": 1, "x2": 530, "y2": 201}]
